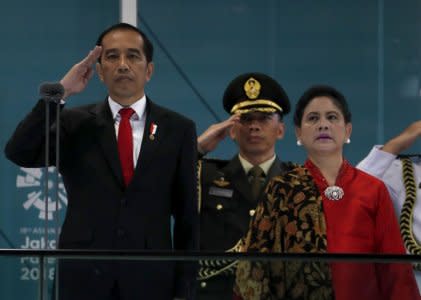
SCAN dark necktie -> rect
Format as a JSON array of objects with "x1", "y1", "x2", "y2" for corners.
[
  {"x1": 249, "y1": 166, "x2": 265, "y2": 201},
  {"x1": 118, "y1": 108, "x2": 135, "y2": 186}
]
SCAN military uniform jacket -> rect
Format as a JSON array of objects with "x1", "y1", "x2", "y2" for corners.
[{"x1": 198, "y1": 155, "x2": 289, "y2": 280}]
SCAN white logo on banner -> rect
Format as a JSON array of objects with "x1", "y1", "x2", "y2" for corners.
[
  {"x1": 16, "y1": 167, "x2": 67, "y2": 220},
  {"x1": 14, "y1": 167, "x2": 63, "y2": 282}
]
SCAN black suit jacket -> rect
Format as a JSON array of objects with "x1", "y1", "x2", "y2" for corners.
[
  {"x1": 5, "y1": 98, "x2": 199, "y2": 299},
  {"x1": 197, "y1": 155, "x2": 288, "y2": 299}
]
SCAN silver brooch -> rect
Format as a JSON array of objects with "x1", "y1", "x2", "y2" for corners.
[{"x1": 324, "y1": 186, "x2": 344, "y2": 201}]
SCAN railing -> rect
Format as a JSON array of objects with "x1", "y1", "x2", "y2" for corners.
[{"x1": 1, "y1": 249, "x2": 420, "y2": 299}]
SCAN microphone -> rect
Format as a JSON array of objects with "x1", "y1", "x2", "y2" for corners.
[{"x1": 39, "y1": 82, "x2": 65, "y2": 102}]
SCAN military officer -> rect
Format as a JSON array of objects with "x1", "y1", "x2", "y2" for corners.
[
  {"x1": 196, "y1": 73, "x2": 292, "y2": 299},
  {"x1": 357, "y1": 120, "x2": 421, "y2": 290}
]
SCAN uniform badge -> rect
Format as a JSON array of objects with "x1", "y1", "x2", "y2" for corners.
[
  {"x1": 213, "y1": 177, "x2": 230, "y2": 187},
  {"x1": 244, "y1": 77, "x2": 261, "y2": 99},
  {"x1": 209, "y1": 186, "x2": 233, "y2": 198}
]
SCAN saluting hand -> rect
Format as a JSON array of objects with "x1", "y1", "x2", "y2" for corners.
[
  {"x1": 60, "y1": 45, "x2": 102, "y2": 100},
  {"x1": 197, "y1": 114, "x2": 240, "y2": 154},
  {"x1": 382, "y1": 120, "x2": 421, "y2": 154}
]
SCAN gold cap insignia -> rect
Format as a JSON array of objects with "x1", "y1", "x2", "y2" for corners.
[{"x1": 244, "y1": 77, "x2": 261, "y2": 99}]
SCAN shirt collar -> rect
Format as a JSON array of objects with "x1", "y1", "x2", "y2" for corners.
[
  {"x1": 238, "y1": 154, "x2": 276, "y2": 176},
  {"x1": 108, "y1": 95, "x2": 147, "y2": 120}
]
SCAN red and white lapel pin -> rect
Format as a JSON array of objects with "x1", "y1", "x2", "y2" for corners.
[{"x1": 149, "y1": 122, "x2": 158, "y2": 140}]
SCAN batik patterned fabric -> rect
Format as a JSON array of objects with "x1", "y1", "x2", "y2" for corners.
[{"x1": 234, "y1": 164, "x2": 334, "y2": 300}]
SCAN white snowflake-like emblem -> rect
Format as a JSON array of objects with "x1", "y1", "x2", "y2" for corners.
[{"x1": 16, "y1": 167, "x2": 67, "y2": 220}]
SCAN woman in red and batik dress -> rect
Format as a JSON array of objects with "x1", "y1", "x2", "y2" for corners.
[{"x1": 233, "y1": 85, "x2": 420, "y2": 300}]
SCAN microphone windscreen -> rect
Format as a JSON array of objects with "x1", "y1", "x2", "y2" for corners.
[{"x1": 39, "y1": 82, "x2": 65, "y2": 102}]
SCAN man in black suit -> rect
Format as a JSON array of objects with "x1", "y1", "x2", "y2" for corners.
[
  {"x1": 5, "y1": 23, "x2": 198, "y2": 300},
  {"x1": 196, "y1": 73, "x2": 291, "y2": 299}
]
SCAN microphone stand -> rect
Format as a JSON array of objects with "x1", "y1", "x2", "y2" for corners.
[
  {"x1": 42, "y1": 97, "x2": 50, "y2": 300},
  {"x1": 39, "y1": 82, "x2": 64, "y2": 300},
  {"x1": 44, "y1": 99, "x2": 61, "y2": 300},
  {"x1": 54, "y1": 100, "x2": 61, "y2": 300}
]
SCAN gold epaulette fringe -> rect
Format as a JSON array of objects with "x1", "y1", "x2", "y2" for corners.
[
  {"x1": 197, "y1": 239, "x2": 244, "y2": 280},
  {"x1": 399, "y1": 157, "x2": 421, "y2": 270}
]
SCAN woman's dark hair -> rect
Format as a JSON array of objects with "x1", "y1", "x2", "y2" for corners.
[
  {"x1": 95, "y1": 22, "x2": 154, "y2": 63},
  {"x1": 293, "y1": 85, "x2": 352, "y2": 127}
]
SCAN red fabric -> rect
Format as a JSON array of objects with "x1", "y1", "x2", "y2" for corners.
[
  {"x1": 118, "y1": 108, "x2": 135, "y2": 186},
  {"x1": 306, "y1": 159, "x2": 420, "y2": 300}
]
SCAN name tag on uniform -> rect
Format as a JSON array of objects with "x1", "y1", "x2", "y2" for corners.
[{"x1": 209, "y1": 186, "x2": 233, "y2": 198}]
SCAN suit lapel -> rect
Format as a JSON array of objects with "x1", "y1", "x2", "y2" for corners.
[
  {"x1": 222, "y1": 156, "x2": 255, "y2": 204},
  {"x1": 131, "y1": 99, "x2": 165, "y2": 183},
  {"x1": 90, "y1": 100, "x2": 124, "y2": 187},
  {"x1": 266, "y1": 157, "x2": 284, "y2": 183},
  {"x1": 259, "y1": 157, "x2": 287, "y2": 201}
]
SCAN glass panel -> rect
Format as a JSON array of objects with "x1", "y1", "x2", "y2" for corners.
[
  {"x1": 1, "y1": 252, "x2": 421, "y2": 299},
  {"x1": 2, "y1": 0, "x2": 421, "y2": 299}
]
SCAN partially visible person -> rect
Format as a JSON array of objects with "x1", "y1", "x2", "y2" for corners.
[
  {"x1": 5, "y1": 23, "x2": 198, "y2": 300},
  {"x1": 357, "y1": 120, "x2": 421, "y2": 288},
  {"x1": 234, "y1": 85, "x2": 420, "y2": 300},
  {"x1": 197, "y1": 73, "x2": 291, "y2": 299}
]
